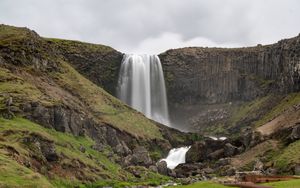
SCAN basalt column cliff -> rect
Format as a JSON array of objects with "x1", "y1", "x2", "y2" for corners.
[
  {"x1": 159, "y1": 36, "x2": 300, "y2": 134},
  {"x1": 60, "y1": 32, "x2": 300, "y2": 136}
]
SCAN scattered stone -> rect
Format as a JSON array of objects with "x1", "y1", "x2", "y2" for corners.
[
  {"x1": 91, "y1": 144, "x2": 105, "y2": 152},
  {"x1": 156, "y1": 161, "x2": 168, "y2": 175},
  {"x1": 78, "y1": 128, "x2": 86, "y2": 137},
  {"x1": 224, "y1": 143, "x2": 238, "y2": 157},
  {"x1": 181, "y1": 177, "x2": 192, "y2": 185},
  {"x1": 208, "y1": 149, "x2": 224, "y2": 160},
  {"x1": 113, "y1": 141, "x2": 131, "y2": 156},
  {"x1": 148, "y1": 165, "x2": 158, "y2": 173},
  {"x1": 79, "y1": 145, "x2": 86, "y2": 153},
  {"x1": 253, "y1": 159, "x2": 264, "y2": 171},
  {"x1": 203, "y1": 167, "x2": 214, "y2": 174},
  {"x1": 290, "y1": 123, "x2": 300, "y2": 140},
  {"x1": 174, "y1": 163, "x2": 204, "y2": 178},
  {"x1": 224, "y1": 166, "x2": 236, "y2": 176},
  {"x1": 265, "y1": 168, "x2": 278, "y2": 175},
  {"x1": 130, "y1": 146, "x2": 152, "y2": 167},
  {"x1": 216, "y1": 158, "x2": 231, "y2": 167},
  {"x1": 168, "y1": 169, "x2": 177, "y2": 177}
]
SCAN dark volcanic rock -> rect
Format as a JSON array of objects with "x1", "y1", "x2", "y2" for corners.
[
  {"x1": 123, "y1": 146, "x2": 153, "y2": 167},
  {"x1": 158, "y1": 36, "x2": 300, "y2": 132},
  {"x1": 186, "y1": 139, "x2": 227, "y2": 162},
  {"x1": 290, "y1": 123, "x2": 300, "y2": 141},
  {"x1": 23, "y1": 133, "x2": 59, "y2": 162},
  {"x1": 156, "y1": 161, "x2": 168, "y2": 175},
  {"x1": 224, "y1": 143, "x2": 238, "y2": 157},
  {"x1": 132, "y1": 146, "x2": 153, "y2": 166},
  {"x1": 174, "y1": 163, "x2": 204, "y2": 178}
]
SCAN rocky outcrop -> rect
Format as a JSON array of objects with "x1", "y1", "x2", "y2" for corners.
[
  {"x1": 23, "y1": 132, "x2": 59, "y2": 162},
  {"x1": 47, "y1": 39, "x2": 123, "y2": 95},
  {"x1": 160, "y1": 37, "x2": 300, "y2": 104},
  {"x1": 159, "y1": 35, "x2": 300, "y2": 133}
]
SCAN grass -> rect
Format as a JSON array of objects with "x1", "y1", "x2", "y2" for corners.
[
  {"x1": 0, "y1": 117, "x2": 127, "y2": 179},
  {"x1": 168, "y1": 181, "x2": 231, "y2": 188},
  {"x1": 229, "y1": 96, "x2": 270, "y2": 126},
  {"x1": 273, "y1": 140, "x2": 300, "y2": 171},
  {"x1": 46, "y1": 38, "x2": 115, "y2": 54},
  {"x1": 262, "y1": 179, "x2": 300, "y2": 188},
  {"x1": 255, "y1": 93, "x2": 300, "y2": 127},
  {"x1": 0, "y1": 25, "x2": 29, "y2": 45},
  {"x1": 0, "y1": 67, "x2": 56, "y2": 110},
  {"x1": 0, "y1": 117, "x2": 170, "y2": 187},
  {"x1": 54, "y1": 61, "x2": 163, "y2": 139},
  {"x1": 0, "y1": 153, "x2": 54, "y2": 188}
]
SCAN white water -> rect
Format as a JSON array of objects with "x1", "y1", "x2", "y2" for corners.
[
  {"x1": 208, "y1": 136, "x2": 227, "y2": 141},
  {"x1": 117, "y1": 54, "x2": 170, "y2": 126},
  {"x1": 160, "y1": 146, "x2": 191, "y2": 169}
]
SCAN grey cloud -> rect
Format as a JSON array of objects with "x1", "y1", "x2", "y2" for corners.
[{"x1": 0, "y1": 0, "x2": 299, "y2": 54}]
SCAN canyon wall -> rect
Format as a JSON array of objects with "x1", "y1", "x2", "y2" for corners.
[
  {"x1": 52, "y1": 29, "x2": 300, "y2": 135},
  {"x1": 159, "y1": 35, "x2": 300, "y2": 133}
]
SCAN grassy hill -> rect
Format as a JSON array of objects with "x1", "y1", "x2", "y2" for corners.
[{"x1": 0, "y1": 24, "x2": 189, "y2": 187}]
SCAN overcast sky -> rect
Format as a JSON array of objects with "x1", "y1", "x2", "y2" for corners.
[{"x1": 0, "y1": 0, "x2": 299, "y2": 54}]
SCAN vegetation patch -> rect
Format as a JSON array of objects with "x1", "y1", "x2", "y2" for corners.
[
  {"x1": 0, "y1": 117, "x2": 171, "y2": 187},
  {"x1": 273, "y1": 140, "x2": 300, "y2": 172},
  {"x1": 0, "y1": 153, "x2": 53, "y2": 188},
  {"x1": 262, "y1": 178, "x2": 300, "y2": 188},
  {"x1": 255, "y1": 93, "x2": 300, "y2": 127}
]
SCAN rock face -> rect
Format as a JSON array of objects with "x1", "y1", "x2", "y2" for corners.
[
  {"x1": 48, "y1": 39, "x2": 123, "y2": 95},
  {"x1": 159, "y1": 36, "x2": 300, "y2": 132},
  {"x1": 186, "y1": 137, "x2": 242, "y2": 163},
  {"x1": 46, "y1": 25, "x2": 300, "y2": 136}
]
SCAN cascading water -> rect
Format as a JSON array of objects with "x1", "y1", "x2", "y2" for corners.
[
  {"x1": 117, "y1": 54, "x2": 170, "y2": 126},
  {"x1": 160, "y1": 146, "x2": 191, "y2": 169},
  {"x1": 117, "y1": 54, "x2": 190, "y2": 168}
]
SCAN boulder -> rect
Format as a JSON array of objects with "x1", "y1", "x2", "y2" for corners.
[
  {"x1": 180, "y1": 177, "x2": 193, "y2": 185},
  {"x1": 203, "y1": 167, "x2": 214, "y2": 174},
  {"x1": 79, "y1": 145, "x2": 86, "y2": 153},
  {"x1": 125, "y1": 166, "x2": 147, "y2": 178},
  {"x1": 265, "y1": 168, "x2": 278, "y2": 175},
  {"x1": 123, "y1": 146, "x2": 152, "y2": 167},
  {"x1": 215, "y1": 158, "x2": 231, "y2": 168},
  {"x1": 224, "y1": 143, "x2": 238, "y2": 157},
  {"x1": 253, "y1": 159, "x2": 264, "y2": 171},
  {"x1": 168, "y1": 169, "x2": 177, "y2": 177},
  {"x1": 121, "y1": 155, "x2": 133, "y2": 167},
  {"x1": 106, "y1": 127, "x2": 120, "y2": 147},
  {"x1": 290, "y1": 123, "x2": 300, "y2": 141},
  {"x1": 149, "y1": 165, "x2": 158, "y2": 173},
  {"x1": 224, "y1": 166, "x2": 236, "y2": 176},
  {"x1": 241, "y1": 129, "x2": 264, "y2": 149},
  {"x1": 114, "y1": 141, "x2": 131, "y2": 156},
  {"x1": 156, "y1": 161, "x2": 168, "y2": 175},
  {"x1": 91, "y1": 143, "x2": 105, "y2": 152},
  {"x1": 220, "y1": 165, "x2": 236, "y2": 176},
  {"x1": 174, "y1": 163, "x2": 204, "y2": 178},
  {"x1": 208, "y1": 149, "x2": 224, "y2": 160},
  {"x1": 23, "y1": 133, "x2": 59, "y2": 162}
]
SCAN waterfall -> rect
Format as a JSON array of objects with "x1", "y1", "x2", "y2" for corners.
[
  {"x1": 117, "y1": 54, "x2": 170, "y2": 126},
  {"x1": 160, "y1": 146, "x2": 191, "y2": 169}
]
